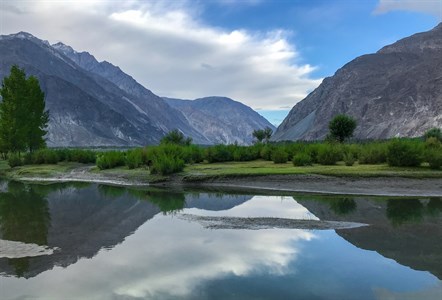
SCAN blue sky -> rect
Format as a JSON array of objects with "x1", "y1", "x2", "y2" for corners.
[{"x1": 1, "y1": 0, "x2": 440, "y2": 125}]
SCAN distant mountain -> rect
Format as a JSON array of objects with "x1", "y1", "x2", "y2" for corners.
[
  {"x1": 165, "y1": 96, "x2": 276, "y2": 145},
  {"x1": 0, "y1": 32, "x2": 274, "y2": 147},
  {"x1": 273, "y1": 24, "x2": 442, "y2": 141},
  {"x1": 51, "y1": 42, "x2": 209, "y2": 145}
]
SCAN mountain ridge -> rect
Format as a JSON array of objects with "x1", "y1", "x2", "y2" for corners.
[
  {"x1": 0, "y1": 32, "x2": 273, "y2": 146},
  {"x1": 273, "y1": 24, "x2": 442, "y2": 141},
  {"x1": 165, "y1": 96, "x2": 275, "y2": 145}
]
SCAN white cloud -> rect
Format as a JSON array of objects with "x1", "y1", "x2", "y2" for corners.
[
  {"x1": 1, "y1": 196, "x2": 316, "y2": 299},
  {"x1": 0, "y1": 0, "x2": 321, "y2": 110},
  {"x1": 375, "y1": 0, "x2": 442, "y2": 16}
]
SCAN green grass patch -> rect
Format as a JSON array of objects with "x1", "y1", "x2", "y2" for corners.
[
  {"x1": 5, "y1": 162, "x2": 82, "y2": 179},
  {"x1": 183, "y1": 160, "x2": 442, "y2": 180}
]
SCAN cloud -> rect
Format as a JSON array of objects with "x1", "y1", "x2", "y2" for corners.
[
  {"x1": 0, "y1": 0, "x2": 321, "y2": 110},
  {"x1": 1, "y1": 196, "x2": 316, "y2": 299},
  {"x1": 374, "y1": 0, "x2": 442, "y2": 16}
]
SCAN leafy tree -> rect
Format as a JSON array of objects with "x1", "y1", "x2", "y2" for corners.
[
  {"x1": 253, "y1": 127, "x2": 272, "y2": 143},
  {"x1": 424, "y1": 127, "x2": 442, "y2": 142},
  {"x1": 263, "y1": 126, "x2": 273, "y2": 143},
  {"x1": 328, "y1": 114, "x2": 357, "y2": 143},
  {"x1": 0, "y1": 66, "x2": 28, "y2": 154},
  {"x1": 26, "y1": 76, "x2": 49, "y2": 152},
  {"x1": 0, "y1": 66, "x2": 49, "y2": 155},
  {"x1": 252, "y1": 128, "x2": 265, "y2": 143},
  {"x1": 160, "y1": 129, "x2": 192, "y2": 146}
]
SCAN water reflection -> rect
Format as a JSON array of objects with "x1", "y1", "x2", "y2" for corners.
[
  {"x1": 0, "y1": 183, "x2": 441, "y2": 299},
  {"x1": 0, "y1": 182, "x2": 50, "y2": 277}
]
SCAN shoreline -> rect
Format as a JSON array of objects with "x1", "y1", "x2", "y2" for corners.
[{"x1": 9, "y1": 171, "x2": 442, "y2": 197}]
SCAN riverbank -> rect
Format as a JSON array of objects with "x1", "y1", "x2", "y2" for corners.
[{"x1": 1, "y1": 160, "x2": 441, "y2": 196}]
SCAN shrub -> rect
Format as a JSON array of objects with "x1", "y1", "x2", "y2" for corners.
[
  {"x1": 317, "y1": 144, "x2": 342, "y2": 165},
  {"x1": 205, "y1": 145, "x2": 233, "y2": 163},
  {"x1": 343, "y1": 152, "x2": 356, "y2": 166},
  {"x1": 126, "y1": 149, "x2": 143, "y2": 169},
  {"x1": 387, "y1": 139, "x2": 423, "y2": 167},
  {"x1": 271, "y1": 148, "x2": 288, "y2": 164},
  {"x1": 260, "y1": 145, "x2": 273, "y2": 161},
  {"x1": 358, "y1": 143, "x2": 388, "y2": 164},
  {"x1": 68, "y1": 149, "x2": 97, "y2": 163},
  {"x1": 425, "y1": 148, "x2": 442, "y2": 169},
  {"x1": 150, "y1": 153, "x2": 185, "y2": 175},
  {"x1": 96, "y1": 151, "x2": 125, "y2": 170},
  {"x1": 181, "y1": 145, "x2": 204, "y2": 164},
  {"x1": 233, "y1": 146, "x2": 260, "y2": 162},
  {"x1": 292, "y1": 152, "x2": 312, "y2": 166},
  {"x1": 8, "y1": 153, "x2": 23, "y2": 168},
  {"x1": 32, "y1": 149, "x2": 60, "y2": 164}
]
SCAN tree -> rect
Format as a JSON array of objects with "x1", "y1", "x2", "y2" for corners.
[
  {"x1": 25, "y1": 76, "x2": 49, "y2": 152},
  {"x1": 328, "y1": 114, "x2": 357, "y2": 143},
  {"x1": 0, "y1": 66, "x2": 49, "y2": 154},
  {"x1": 263, "y1": 126, "x2": 273, "y2": 143},
  {"x1": 252, "y1": 129, "x2": 265, "y2": 143},
  {"x1": 253, "y1": 127, "x2": 273, "y2": 144},
  {"x1": 424, "y1": 127, "x2": 442, "y2": 142},
  {"x1": 160, "y1": 129, "x2": 192, "y2": 146}
]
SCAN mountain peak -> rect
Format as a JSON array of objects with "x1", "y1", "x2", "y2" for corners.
[
  {"x1": 1, "y1": 31, "x2": 50, "y2": 46},
  {"x1": 273, "y1": 24, "x2": 442, "y2": 141},
  {"x1": 52, "y1": 42, "x2": 75, "y2": 54}
]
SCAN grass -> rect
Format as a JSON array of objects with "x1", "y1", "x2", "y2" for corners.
[
  {"x1": 90, "y1": 165, "x2": 167, "y2": 183},
  {"x1": 3, "y1": 161, "x2": 82, "y2": 179},
  {"x1": 1, "y1": 158, "x2": 441, "y2": 184},
  {"x1": 183, "y1": 160, "x2": 442, "y2": 180}
]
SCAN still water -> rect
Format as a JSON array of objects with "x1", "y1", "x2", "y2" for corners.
[{"x1": 0, "y1": 181, "x2": 441, "y2": 300}]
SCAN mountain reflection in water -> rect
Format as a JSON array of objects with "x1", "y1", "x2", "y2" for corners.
[{"x1": 0, "y1": 182, "x2": 441, "y2": 300}]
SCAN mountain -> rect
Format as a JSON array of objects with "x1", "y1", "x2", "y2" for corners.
[
  {"x1": 0, "y1": 32, "x2": 275, "y2": 147},
  {"x1": 165, "y1": 97, "x2": 276, "y2": 145},
  {"x1": 51, "y1": 42, "x2": 210, "y2": 145},
  {"x1": 273, "y1": 24, "x2": 442, "y2": 141}
]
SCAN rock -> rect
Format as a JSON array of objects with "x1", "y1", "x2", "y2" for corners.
[{"x1": 273, "y1": 24, "x2": 442, "y2": 141}]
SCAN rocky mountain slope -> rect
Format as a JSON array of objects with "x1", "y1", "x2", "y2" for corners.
[
  {"x1": 165, "y1": 97, "x2": 275, "y2": 145},
  {"x1": 273, "y1": 24, "x2": 442, "y2": 141},
  {"x1": 0, "y1": 32, "x2": 272, "y2": 146}
]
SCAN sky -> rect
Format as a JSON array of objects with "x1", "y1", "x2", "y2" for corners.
[{"x1": 0, "y1": 0, "x2": 440, "y2": 125}]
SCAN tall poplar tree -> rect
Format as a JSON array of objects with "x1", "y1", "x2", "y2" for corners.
[
  {"x1": 0, "y1": 65, "x2": 49, "y2": 155},
  {"x1": 26, "y1": 76, "x2": 49, "y2": 152}
]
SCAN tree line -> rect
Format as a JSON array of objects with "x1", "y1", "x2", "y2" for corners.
[{"x1": 0, "y1": 65, "x2": 49, "y2": 157}]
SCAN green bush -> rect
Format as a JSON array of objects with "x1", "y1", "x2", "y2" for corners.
[
  {"x1": 387, "y1": 139, "x2": 423, "y2": 167},
  {"x1": 32, "y1": 149, "x2": 60, "y2": 164},
  {"x1": 67, "y1": 149, "x2": 97, "y2": 163},
  {"x1": 292, "y1": 152, "x2": 312, "y2": 166},
  {"x1": 358, "y1": 143, "x2": 388, "y2": 164},
  {"x1": 126, "y1": 149, "x2": 143, "y2": 169},
  {"x1": 425, "y1": 148, "x2": 442, "y2": 169},
  {"x1": 271, "y1": 148, "x2": 288, "y2": 164},
  {"x1": 181, "y1": 145, "x2": 204, "y2": 164},
  {"x1": 205, "y1": 145, "x2": 234, "y2": 163},
  {"x1": 8, "y1": 153, "x2": 23, "y2": 168},
  {"x1": 233, "y1": 146, "x2": 260, "y2": 162},
  {"x1": 343, "y1": 152, "x2": 356, "y2": 166},
  {"x1": 96, "y1": 151, "x2": 126, "y2": 170},
  {"x1": 150, "y1": 153, "x2": 185, "y2": 175},
  {"x1": 317, "y1": 144, "x2": 342, "y2": 165},
  {"x1": 260, "y1": 145, "x2": 274, "y2": 161}
]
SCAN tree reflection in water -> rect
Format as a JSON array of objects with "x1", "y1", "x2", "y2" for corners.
[{"x1": 0, "y1": 181, "x2": 50, "y2": 277}]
